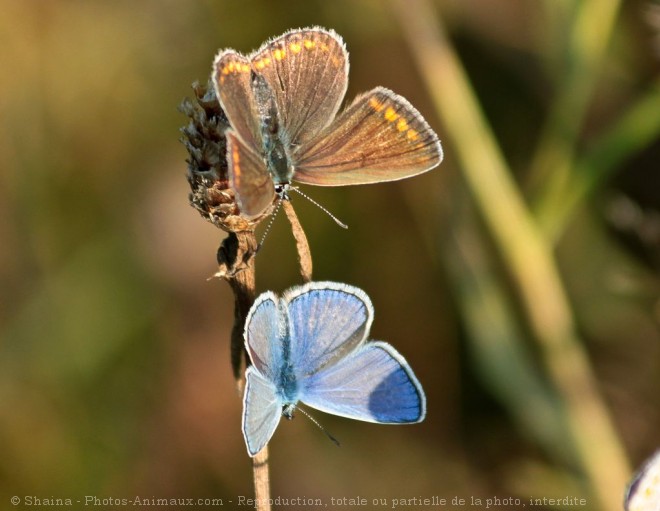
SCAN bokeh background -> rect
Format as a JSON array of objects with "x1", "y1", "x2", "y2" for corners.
[{"x1": 1, "y1": 1, "x2": 659, "y2": 510}]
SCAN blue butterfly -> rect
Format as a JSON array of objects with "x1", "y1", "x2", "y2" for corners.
[{"x1": 242, "y1": 281, "x2": 426, "y2": 457}]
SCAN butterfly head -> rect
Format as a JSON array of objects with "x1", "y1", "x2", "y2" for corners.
[{"x1": 282, "y1": 403, "x2": 296, "y2": 420}]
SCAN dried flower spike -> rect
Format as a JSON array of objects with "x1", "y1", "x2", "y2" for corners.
[{"x1": 180, "y1": 79, "x2": 274, "y2": 233}]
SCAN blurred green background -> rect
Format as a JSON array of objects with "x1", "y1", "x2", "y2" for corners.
[{"x1": 1, "y1": 1, "x2": 658, "y2": 510}]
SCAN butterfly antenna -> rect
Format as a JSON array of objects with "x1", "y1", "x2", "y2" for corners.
[
  {"x1": 289, "y1": 187, "x2": 348, "y2": 229},
  {"x1": 257, "y1": 196, "x2": 284, "y2": 252},
  {"x1": 295, "y1": 405, "x2": 341, "y2": 447}
]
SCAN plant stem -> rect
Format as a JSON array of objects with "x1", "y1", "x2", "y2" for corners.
[
  {"x1": 252, "y1": 447, "x2": 271, "y2": 511},
  {"x1": 216, "y1": 231, "x2": 258, "y2": 383},
  {"x1": 216, "y1": 230, "x2": 271, "y2": 510},
  {"x1": 283, "y1": 200, "x2": 313, "y2": 283},
  {"x1": 215, "y1": 202, "x2": 313, "y2": 511}
]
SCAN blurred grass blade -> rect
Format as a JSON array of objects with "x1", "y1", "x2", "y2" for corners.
[
  {"x1": 537, "y1": 80, "x2": 660, "y2": 242},
  {"x1": 391, "y1": 1, "x2": 630, "y2": 508},
  {"x1": 527, "y1": 0, "x2": 623, "y2": 199},
  {"x1": 443, "y1": 206, "x2": 573, "y2": 465}
]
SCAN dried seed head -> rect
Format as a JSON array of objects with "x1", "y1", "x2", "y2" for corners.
[{"x1": 179, "y1": 79, "x2": 273, "y2": 232}]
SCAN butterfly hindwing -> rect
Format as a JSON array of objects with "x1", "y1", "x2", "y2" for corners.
[
  {"x1": 242, "y1": 366, "x2": 283, "y2": 457},
  {"x1": 293, "y1": 87, "x2": 442, "y2": 185},
  {"x1": 226, "y1": 130, "x2": 276, "y2": 217},
  {"x1": 299, "y1": 341, "x2": 426, "y2": 424}
]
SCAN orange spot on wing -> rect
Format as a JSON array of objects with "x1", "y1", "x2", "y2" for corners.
[
  {"x1": 407, "y1": 129, "x2": 419, "y2": 141},
  {"x1": 384, "y1": 107, "x2": 399, "y2": 122},
  {"x1": 303, "y1": 40, "x2": 315, "y2": 49},
  {"x1": 254, "y1": 57, "x2": 271, "y2": 70},
  {"x1": 396, "y1": 119, "x2": 409, "y2": 132},
  {"x1": 290, "y1": 42, "x2": 302, "y2": 53},
  {"x1": 232, "y1": 147, "x2": 241, "y2": 184},
  {"x1": 273, "y1": 48, "x2": 286, "y2": 61},
  {"x1": 369, "y1": 97, "x2": 384, "y2": 112}
]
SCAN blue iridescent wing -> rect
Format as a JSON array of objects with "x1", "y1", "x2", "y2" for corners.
[
  {"x1": 244, "y1": 291, "x2": 283, "y2": 382},
  {"x1": 282, "y1": 282, "x2": 373, "y2": 377},
  {"x1": 299, "y1": 341, "x2": 426, "y2": 424},
  {"x1": 242, "y1": 367, "x2": 283, "y2": 457}
]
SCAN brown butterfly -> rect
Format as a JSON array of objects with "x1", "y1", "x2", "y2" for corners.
[{"x1": 213, "y1": 27, "x2": 442, "y2": 218}]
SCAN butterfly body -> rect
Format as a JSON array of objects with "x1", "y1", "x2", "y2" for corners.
[
  {"x1": 213, "y1": 27, "x2": 443, "y2": 218},
  {"x1": 251, "y1": 72, "x2": 294, "y2": 187},
  {"x1": 275, "y1": 341, "x2": 300, "y2": 406},
  {"x1": 241, "y1": 281, "x2": 426, "y2": 457}
]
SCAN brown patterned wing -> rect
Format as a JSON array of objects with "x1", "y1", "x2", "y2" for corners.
[
  {"x1": 249, "y1": 27, "x2": 349, "y2": 147},
  {"x1": 226, "y1": 130, "x2": 275, "y2": 218},
  {"x1": 292, "y1": 87, "x2": 442, "y2": 185},
  {"x1": 213, "y1": 50, "x2": 262, "y2": 152}
]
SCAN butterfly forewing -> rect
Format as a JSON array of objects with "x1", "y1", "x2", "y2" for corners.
[
  {"x1": 244, "y1": 292, "x2": 283, "y2": 381},
  {"x1": 213, "y1": 51, "x2": 262, "y2": 151},
  {"x1": 293, "y1": 87, "x2": 442, "y2": 185},
  {"x1": 283, "y1": 282, "x2": 372, "y2": 377},
  {"x1": 300, "y1": 342, "x2": 426, "y2": 423},
  {"x1": 226, "y1": 130, "x2": 276, "y2": 217},
  {"x1": 250, "y1": 28, "x2": 349, "y2": 147}
]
